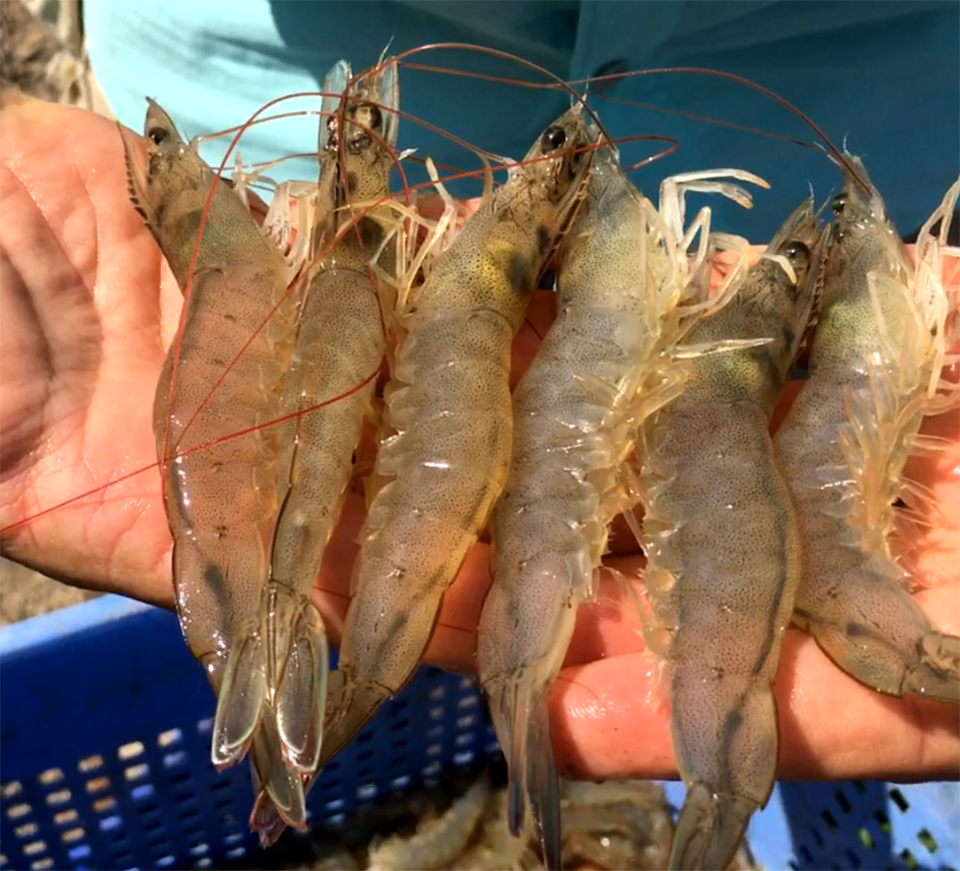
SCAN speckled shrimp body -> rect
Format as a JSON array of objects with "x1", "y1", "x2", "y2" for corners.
[
  {"x1": 774, "y1": 158, "x2": 960, "y2": 706},
  {"x1": 315, "y1": 104, "x2": 597, "y2": 778},
  {"x1": 637, "y1": 200, "x2": 826, "y2": 871},
  {"x1": 121, "y1": 101, "x2": 303, "y2": 824},
  {"x1": 476, "y1": 138, "x2": 770, "y2": 869}
]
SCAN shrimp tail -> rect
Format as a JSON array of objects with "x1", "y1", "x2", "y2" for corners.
[
  {"x1": 669, "y1": 782, "x2": 758, "y2": 871},
  {"x1": 211, "y1": 582, "x2": 328, "y2": 772},
  {"x1": 248, "y1": 709, "x2": 307, "y2": 835},
  {"x1": 796, "y1": 588, "x2": 960, "y2": 706},
  {"x1": 269, "y1": 582, "x2": 329, "y2": 773},
  {"x1": 211, "y1": 583, "x2": 325, "y2": 836},
  {"x1": 249, "y1": 790, "x2": 288, "y2": 849},
  {"x1": 318, "y1": 666, "x2": 393, "y2": 767},
  {"x1": 488, "y1": 673, "x2": 561, "y2": 870},
  {"x1": 212, "y1": 625, "x2": 265, "y2": 769}
]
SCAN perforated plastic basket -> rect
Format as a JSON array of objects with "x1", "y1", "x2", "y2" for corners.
[{"x1": 1, "y1": 595, "x2": 957, "y2": 871}]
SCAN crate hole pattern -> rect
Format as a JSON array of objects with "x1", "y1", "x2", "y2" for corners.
[
  {"x1": 3, "y1": 590, "x2": 957, "y2": 871},
  {"x1": 1, "y1": 666, "x2": 498, "y2": 870},
  {"x1": 770, "y1": 780, "x2": 958, "y2": 871}
]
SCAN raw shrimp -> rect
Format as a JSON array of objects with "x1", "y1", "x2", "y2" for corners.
[
  {"x1": 229, "y1": 60, "x2": 404, "y2": 838},
  {"x1": 317, "y1": 103, "x2": 598, "y2": 777},
  {"x1": 477, "y1": 131, "x2": 769, "y2": 868},
  {"x1": 560, "y1": 780, "x2": 674, "y2": 871},
  {"x1": 120, "y1": 101, "x2": 306, "y2": 825},
  {"x1": 451, "y1": 786, "x2": 541, "y2": 871},
  {"x1": 637, "y1": 200, "x2": 826, "y2": 871},
  {"x1": 367, "y1": 775, "x2": 491, "y2": 871},
  {"x1": 774, "y1": 158, "x2": 960, "y2": 704}
]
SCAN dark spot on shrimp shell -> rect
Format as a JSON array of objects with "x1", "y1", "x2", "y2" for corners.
[
  {"x1": 535, "y1": 224, "x2": 551, "y2": 257},
  {"x1": 507, "y1": 251, "x2": 532, "y2": 291},
  {"x1": 780, "y1": 322, "x2": 797, "y2": 354}
]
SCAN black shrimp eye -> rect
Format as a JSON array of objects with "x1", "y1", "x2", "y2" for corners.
[
  {"x1": 541, "y1": 125, "x2": 567, "y2": 151},
  {"x1": 831, "y1": 192, "x2": 847, "y2": 215},
  {"x1": 784, "y1": 241, "x2": 810, "y2": 264},
  {"x1": 147, "y1": 126, "x2": 169, "y2": 146}
]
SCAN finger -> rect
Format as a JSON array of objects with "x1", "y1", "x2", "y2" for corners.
[
  {"x1": 311, "y1": 500, "x2": 648, "y2": 675},
  {"x1": 549, "y1": 582, "x2": 960, "y2": 783}
]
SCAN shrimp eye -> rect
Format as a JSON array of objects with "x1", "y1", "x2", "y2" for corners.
[
  {"x1": 784, "y1": 241, "x2": 810, "y2": 264},
  {"x1": 831, "y1": 192, "x2": 847, "y2": 215},
  {"x1": 541, "y1": 126, "x2": 567, "y2": 151},
  {"x1": 147, "y1": 126, "x2": 170, "y2": 146},
  {"x1": 347, "y1": 133, "x2": 372, "y2": 155}
]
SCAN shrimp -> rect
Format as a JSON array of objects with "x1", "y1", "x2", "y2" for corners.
[
  {"x1": 226, "y1": 60, "x2": 404, "y2": 838},
  {"x1": 477, "y1": 131, "x2": 769, "y2": 868},
  {"x1": 120, "y1": 101, "x2": 306, "y2": 826},
  {"x1": 315, "y1": 103, "x2": 597, "y2": 777},
  {"x1": 773, "y1": 158, "x2": 960, "y2": 704},
  {"x1": 636, "y1": 199, "x2": 827, "y2": 871},
  {"x1": 367, "y1": 775, "x2": 491, "y2": 871},
  {"x1": 559, "y1": 780, "x2": 675, "y2": 871},
  {"x1": 451, "y1": 786, "x2": 541, "y2": 871}
]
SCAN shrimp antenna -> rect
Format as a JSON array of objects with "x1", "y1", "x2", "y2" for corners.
[{"x1": 376, "y1": 42, "x2": 616, "y2": 151}]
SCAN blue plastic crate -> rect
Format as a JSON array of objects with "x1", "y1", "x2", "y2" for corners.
[{"x1": 1, "y1": 596, "x2": 957, "y2": 871}]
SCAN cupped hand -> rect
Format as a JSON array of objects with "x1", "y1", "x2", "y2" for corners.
[
  {"x1": 1, "y1": 98, "x2": 957, "y2": 785},
  {"x1": 1, "y1": 96, "x2": 183, "y2": 606}
]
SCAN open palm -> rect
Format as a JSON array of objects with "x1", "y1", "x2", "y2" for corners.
[{"x1": 1, "y1": 98, "x2": 957, "y2": 784}]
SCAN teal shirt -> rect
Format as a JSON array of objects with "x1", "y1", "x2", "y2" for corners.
[{"x1": 85, "y1": 0, "x2": 959, "y2": 238}]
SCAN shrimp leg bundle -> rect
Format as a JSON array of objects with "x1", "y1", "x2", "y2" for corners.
[
  {"x1": 638, "y1": 200, "x2": 826, "y2": 871},
  {"x1": 121, "y1": 101, "x2": 305, "y2": 824},
  {"x1": 775, "y1": 159, "x2": 960, "y2": 704},
  {"x1": 478, "y1": 132, "x2": 770, "y2": 869},
  {"x1": 316, "y1": 104, "x2": 598, "y2": 775}
]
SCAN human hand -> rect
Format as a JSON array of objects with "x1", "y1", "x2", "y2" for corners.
[{"x1": 1, "y1": 97, "x2": 957, "y2": 785}]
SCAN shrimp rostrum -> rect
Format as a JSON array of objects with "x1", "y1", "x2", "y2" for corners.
[
  {"x1": 477, "y1": 126, "x2": 770, "y2": 868},
  {"x1": 638, "y1": 198, "x2": 827, "y2": 871},
  {"x1": 774, "y1": 156, "x2": 960, "y2": 705}
]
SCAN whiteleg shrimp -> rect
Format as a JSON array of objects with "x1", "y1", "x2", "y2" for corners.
[
  {"x1": 315, "y1": 103, "x2": 597, "y2": 784},
  {"x1": 476, "y1": 126, "x2": 769, "y2": 867},
  {"x1": 637, "y1": 199, "x2": 826, "y2": 870},
  {"x1": 774, "y1": 158, "x2": 960, "y2": 705},
  {"x1": 119, "y1": 99, "x2": 308, "y2": 828}
]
